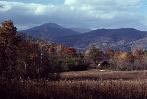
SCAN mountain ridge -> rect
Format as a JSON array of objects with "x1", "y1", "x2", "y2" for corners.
[
  {"x1": 20, "y1": 23, "x2": 80, "y2": 40},
  {"x1": 55, "y1": 28, "x2": 147, "y2": 50},
  {"x1": 20, "y1": 23, "x2": 147, "y2": 50}
]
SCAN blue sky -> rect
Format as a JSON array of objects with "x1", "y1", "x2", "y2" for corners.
[
  {"x1": 3, "y1": 0, "x2": 64, "y2": 4},
  {"x1": 0, "y1": 0, "x2": 147, "y2": 30}
]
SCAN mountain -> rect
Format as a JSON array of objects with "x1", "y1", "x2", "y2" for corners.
[
  {"x1": 128, "y1": 37, "x2": 147, "y2": 49},
  {"x1": 70, "y1": 27, "x2": 91, "y2": 33},
  {"x1": 21, "y1": 23, "x2": 147, "y2": 50},
  {"x1": 20, "y1": 23, "x2": 80, "y2": 40},
  {"x1": 55, "y1": 28, "x2": 147, "y2": 50}
]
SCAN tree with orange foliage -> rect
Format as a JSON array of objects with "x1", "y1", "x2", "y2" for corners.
[
  {"x1": 0, "y1": 20, "x2": 18, "y2": 77},
  {"x1": 113, "y1": 51, "x2": 135, "y2": 70},
  {"x1": 63, "y1": 47, "x2": 77, "y2": 57}
]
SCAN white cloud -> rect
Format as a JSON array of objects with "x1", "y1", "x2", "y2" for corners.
[
  {"x1": 64, "y1": 0, "x2": 142, "y2": 9},
  {"x1": 64, "y1": 0, "x2": 77, "y2": 5},
  {"x1": 0, "y1": 1, "x2": 56, "y2": 15},
  {"x1": 0, "y1": 0, "x2": 146, "y2": 30},
  {"x1": 0, "y1": 2, "x2": 11, "y2": 11},
  {"x1": 63, "y1": 0, "x2": 144, "y2": 25}
]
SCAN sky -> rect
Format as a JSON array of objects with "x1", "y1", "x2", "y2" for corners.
[{"x1": 0, "y1": 0, "x2": 147, "y2": 30}]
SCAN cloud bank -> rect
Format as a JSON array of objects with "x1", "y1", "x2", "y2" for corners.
[{"x1": 0, "y1": 0, "x2": 147, "y2": 30}]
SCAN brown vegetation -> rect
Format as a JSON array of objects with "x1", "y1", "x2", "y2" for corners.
[
  {"x1": 60, "y1": 70, "x2": 147, "y2": 80},
  {"x1": 0, "y1": 78, "x2": 146, "y2": 99},
  {"x1": 0, "y1": 20, "x2": 147, "y2": 99}
]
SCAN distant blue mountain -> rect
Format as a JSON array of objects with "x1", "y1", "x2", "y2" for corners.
[
  {"x1": 20, "y1": 23, "x2": 147, "y2": 50},
  {"x1": 70, "y1": 27, "x2": 91, "y2": 33},
  {"x1": 20, "y1": 23, "x2": 80, "y2": 40},
  {"x1": 55, "y1": 28, "x2": 147, "y2": 50},
  {"x1": 82, "y1": 28, "x2": 147, "y2": 41}
]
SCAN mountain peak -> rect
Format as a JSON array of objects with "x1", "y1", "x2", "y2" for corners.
[
  {"x1": 41, "y1": 23, "x2": 63, "y2": 29},
  {"x1": 20, "y1": 23, "x2": 80, "y2": 39}
]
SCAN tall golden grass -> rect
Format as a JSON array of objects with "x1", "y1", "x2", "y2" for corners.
[{"x1": 0, "y1": 78, "x2": 146, "y2": 99}]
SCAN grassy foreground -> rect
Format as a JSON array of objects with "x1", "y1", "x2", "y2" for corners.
[{"x1": 0, "y1": 70, "x2": 147, "y2": 99}]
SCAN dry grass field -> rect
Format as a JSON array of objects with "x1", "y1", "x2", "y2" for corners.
[
  {"x1": 0, "y1": 69, "x2": 147, "y2": 99},
  {"x1": 60, "y1": 69, "x2": 147, "y2": 80}
]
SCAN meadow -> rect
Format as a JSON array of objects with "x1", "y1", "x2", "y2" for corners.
[
  {"x1": 60, "y1": 69, "x2": 147, "y2": 80},
  {"x1": 0, "y1": 70, "x2": 146, "y2": 99}
]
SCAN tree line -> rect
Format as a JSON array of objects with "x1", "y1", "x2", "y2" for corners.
[{"x1": 0, "y1": 20, "x2": 146, "y2": 79}]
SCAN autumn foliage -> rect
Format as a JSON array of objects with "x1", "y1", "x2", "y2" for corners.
[
  {"x1": 0, "y1": 20, "x2": 88, "y2": 79},
  {"x1": 0, "y1": 20, "x2": 147, "y2": 80}
]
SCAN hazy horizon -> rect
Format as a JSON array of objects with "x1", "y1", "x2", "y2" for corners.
[{"x1": 18, "y1": 22, "x2": 147, "y2": 32}]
